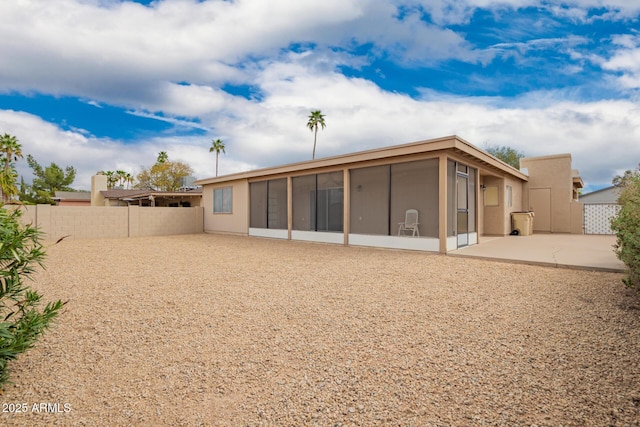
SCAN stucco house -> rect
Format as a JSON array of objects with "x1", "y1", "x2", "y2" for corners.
[
  {"x1": 90, "y1": 174, "x2": 202, "y2": 207},
  {"x1": 579, "y1": 185, "x2": 620, "y2": 204},
  {"x1": 54, "y1": 191, "x2": 91, "y2": 206},
  {"x1": 195, "y1": 135, "x2": 584, "y2": 253}
]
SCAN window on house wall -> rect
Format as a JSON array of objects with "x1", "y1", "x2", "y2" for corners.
[
  {"x1": 213, "y1": 187, "x2": 232, "y2": 213},
  {"x1": 506, "y1": 185, "x2": 513, "y2": 208},
  {"x1": 484, "y1": 186, "x2": 499, "y2": 206}
]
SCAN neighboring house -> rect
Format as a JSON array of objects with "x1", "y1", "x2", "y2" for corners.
[
  {"x1": 579, "y1": 185, "x2": 621, "y2": 235},
  {"x1": 54, "y1": 191, "x2": 91, "y2": 206},
  {"x1": 579, "y1": 185, "x2": 620, "y2": 204},
  {"x1": 90, "y1": 175, "x2": 202, "y2": 207},
  {"x1": 195, "y1": 135, "x2": 584, "y2": 254}
]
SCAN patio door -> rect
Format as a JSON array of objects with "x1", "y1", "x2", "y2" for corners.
[{"x1": 457, "y1": 173, "x2": 469, "y2": 247}]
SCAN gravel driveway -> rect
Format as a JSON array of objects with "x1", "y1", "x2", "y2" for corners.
[{"x1": 2, "y1": 234, "x2": 639, "y2": 426}]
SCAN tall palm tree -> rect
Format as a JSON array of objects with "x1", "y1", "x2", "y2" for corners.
[
  {"x1": 116, "y1": 170, "x2": 127, "y2": 188},
  {"x1": 157, "y1": 151, "x2": 168, "y2": 164},
  {"x1": 209, "y1": 138, "x2": 226, "y2": 177},
  {"x1": 0, "y1": 133, "x2": 23, "y2": 203},
  {"x1": 307, "y1": 110, "x2": 326, "y2": 160}
]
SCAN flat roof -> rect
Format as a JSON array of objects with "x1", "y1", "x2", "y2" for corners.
[{"x1": 195, "y1": 135, "x2": 529, "y2": 185}]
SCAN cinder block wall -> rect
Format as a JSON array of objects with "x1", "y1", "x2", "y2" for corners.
[
  {"x1": 135, "y1": 206, "x2": 204, "y2": 237},
  {"x1": 10, "y1": 205, "x2": 204, "y2": 241}
]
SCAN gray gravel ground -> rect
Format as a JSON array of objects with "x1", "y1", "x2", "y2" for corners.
[{"x1": 1, "y1": 234, "x2": 639, "y2": 426}]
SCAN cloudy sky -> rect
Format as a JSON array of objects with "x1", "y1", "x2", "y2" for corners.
[{"x1": 1, "y1": 0, "x2": 639, "y2": 192}]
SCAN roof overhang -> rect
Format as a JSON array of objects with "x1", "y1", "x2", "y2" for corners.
[
  {"x1": 102, "y1": 191, "x2": 202, "y2": 201},
  {"x1": 195, "y1": 135, "x2": 529, "y2": 185}
]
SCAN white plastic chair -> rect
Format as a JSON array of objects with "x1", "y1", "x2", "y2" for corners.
[{"x1": 398, "y1": 209, "x2": 420, "y2": 237}]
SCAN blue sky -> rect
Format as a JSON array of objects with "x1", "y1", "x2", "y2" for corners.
[{"x1": 1, "y1": 0, "x2": 639, "y2": 192}]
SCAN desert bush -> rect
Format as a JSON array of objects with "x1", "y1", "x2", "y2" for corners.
[
  {"x1": 611, "y1": 166, "x2": 640, "y2": 294},
  {"x1": 0, "y1": 206, "x2": 64, "y2": 389}
]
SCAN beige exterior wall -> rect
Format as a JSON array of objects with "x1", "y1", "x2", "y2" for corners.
[
  {"x1": 202, "y1": 179, "x2": 249, "y2": 235},
  {"x1": 481, "y1": 176, "x2": 505, "y2": 235},
  {"x1": 570, "y1": 201, "x2": 584, "y2": 234},
  {"x1": 58, "y1": 200, "x2": 91, "y2": 207},
  {"x1": 477, "y1": 174, "x2": 524, "y2": 236},
  {"x1": 136, "y1": 206, "x2": 204, "y2": 236},
  {"x1": 11, "y1": 205, "x2": 203, "y2": 241},
  {"x1": 521, "y1": 154, "x2": 582, "y2": 234},
  {"x1": 91, "y1": 175, "x2": 108, "y2": 206}
]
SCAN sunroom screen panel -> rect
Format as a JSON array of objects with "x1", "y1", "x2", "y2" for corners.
[
  {"x1": 349, "y1": 165, "x2": 390, "y2": 235},
  {"x1": 249, "y1": 181, "x2": 267, "y2": 228},
  {"x1": 292, "y1": 175, "x2": 316, "y2": 231},
  {"x1": 390, "y1": 159, "x2": 439, "y2": 238},
  {"x1": 267, "y1": 179, "x2": 287, "y2": 229},
  {"x1": 317, "y1": 171, "x2": 344, "y2": 232}
]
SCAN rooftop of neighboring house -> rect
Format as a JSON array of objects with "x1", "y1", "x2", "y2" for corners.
[
  {"x1": 100, "y1": 187, "x2": 202, "y2": 201},
  {"x1": 53, "y1": 191, "x2": 92, "y2": 201}
]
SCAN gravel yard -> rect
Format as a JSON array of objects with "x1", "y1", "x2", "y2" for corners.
[{"x1": 1, "y1": 233, "x2": 639, "y2": 426}]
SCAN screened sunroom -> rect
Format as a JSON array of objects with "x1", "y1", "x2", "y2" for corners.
[{"x1": 197, "y1": 135, "x2": 528, "y2": 253}]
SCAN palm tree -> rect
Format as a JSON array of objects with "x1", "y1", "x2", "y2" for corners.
[
  {"x1": 157, "y1": 151, "x2": 168, "y2": 164},
  {"x1": 115, "y1": 170, "x2": 127, "y2": 189},
  {"x1": 307, "y1": 110, "x2": 326, "y2": 160},
  {"x1": 0, "y1": 133, "x2": 23, "y2": 203},
  {"x1": 209, "y1": 138, "x2": 226, "y2": 177}
]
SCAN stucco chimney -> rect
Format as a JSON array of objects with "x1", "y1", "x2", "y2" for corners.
[{"x1": 91, "y1": 175, "x2": 108, "y2": 206}]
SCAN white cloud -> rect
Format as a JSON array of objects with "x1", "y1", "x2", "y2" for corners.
[
  {"x1": 0, "y1": 0, "x2": 486, "y2": 106},
  {"x1": 601, "y1": 34, "x2": 640, "y2": 89},
  {"x1": 1, "y1": 0, "x2": 639, "y2": 193},
  {"x1": 2, "y1": 72, "x2": 639, "y2": 192}
]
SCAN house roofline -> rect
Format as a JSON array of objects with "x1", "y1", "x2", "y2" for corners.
[
  {"x1": 580, "y1": 185, "x2": 618, "y2": 197},
  {"x1": 195, "y1": 135, "x2": 529, "y2": 185}
]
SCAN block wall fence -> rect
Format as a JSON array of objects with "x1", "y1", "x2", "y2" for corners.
[{"x1": 13, "y1": 205, "x2": 204, "y2": 241}]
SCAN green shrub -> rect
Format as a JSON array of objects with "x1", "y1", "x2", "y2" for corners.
[
  {"x1": 611, "y1": 167, "x2": 640, "y2": 294},
  {"x1": 0, "y1": 206, "x2": 65, "y2": 389}
]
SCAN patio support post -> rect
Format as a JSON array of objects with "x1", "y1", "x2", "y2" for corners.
[
  {"x1": 287, "y1": 176, "x2": 293, "y2": 240},
  {"x1": 343, "y1": 168, "x2": 350, "y2": 246},
  {"x1": 439, "y1": 154, "x2": 448, "y2": 253}
]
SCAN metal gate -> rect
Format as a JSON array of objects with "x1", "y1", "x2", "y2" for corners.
[{"x1": 583, "y1": 204, "x2": 621, "y2": 235}]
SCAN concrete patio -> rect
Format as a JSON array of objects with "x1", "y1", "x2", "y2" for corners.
[{"x1": 449, "y1": 234, "x2": 626, "y2": 272}]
